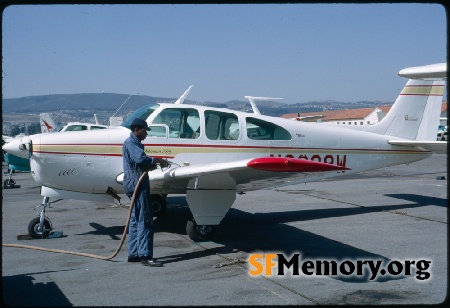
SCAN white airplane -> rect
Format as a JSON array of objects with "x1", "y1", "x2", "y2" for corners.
[
  {"x1": 291, "y1": 114, "x2": 325, "y2": 122},
  {"x1": 59, "y1": 121, "x2": 108, "y2": 132},
  {"x1": 3, "y1": 63, "x2": 446, "y2": 241}
]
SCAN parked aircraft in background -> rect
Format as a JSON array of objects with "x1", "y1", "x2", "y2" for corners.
[
  {"x1": 39, "y1": 113, "x2": 56, "y2": 133},
  {"x1": 291, "y1": 113, "x2": 326, "y2": 122},
  {"x1": 58, "y1": 114, "x2": 108, "y2": 131},
  {"x1": 3, "y1": 63, "x2": 446, "y2": 241},
  {"x1": 59, "y1": 122, "x2": 108, "y2": 132}
]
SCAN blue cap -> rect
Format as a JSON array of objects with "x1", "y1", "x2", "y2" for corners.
[{"x1": 130, "y1": 118, "x2": 150, "y2": 130}]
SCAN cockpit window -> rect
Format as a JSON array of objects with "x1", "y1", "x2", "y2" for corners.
[
  {"x1": 64, "y1": 125, "x2": 88, "y2": 131},
  {"x1": 121, "y1": 104, "x2": 160, "y2": 130},
  {"x1": 205, "y1": 110, "x2": 239, "y2": 140},
  {"x1": 246, "y1": 117, "x2": 291, "y2": 140},
  {"x1": 152, "y1": 108, "x2": 200, "y2": 139}
]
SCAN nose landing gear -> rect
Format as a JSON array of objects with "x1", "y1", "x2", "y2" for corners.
[
  {"x1": 28, "y1": 197, "x2": 53, "y2": 239},
  {"x1": 3, "y1": 169, "x2": 19, "y2": 189}
]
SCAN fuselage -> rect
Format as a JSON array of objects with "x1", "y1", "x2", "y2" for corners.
[{"x1": 22, "y1": 103, "x2": 430, "y2": 195}]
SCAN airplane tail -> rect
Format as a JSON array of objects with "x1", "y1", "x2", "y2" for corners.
[
  {"x1": 365, "y1": 63, "x2": 446, "y2": 141},
  {"x1": 39, "y1": 113, "x2": 57, "y2": 133}
]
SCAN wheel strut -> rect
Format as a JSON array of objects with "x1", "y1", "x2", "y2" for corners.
[{"x1": 29, "y1": 197, "x2": 53, "y2": 239}]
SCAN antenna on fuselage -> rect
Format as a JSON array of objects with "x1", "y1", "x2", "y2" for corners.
[
  {"x1": 111, "y1": 75, "x2": 151, "y2": 117},
  {"x1": 174, "y1": 85, "x2": 193, "y2": 104},
  {"x1": 244, "y1": 96, "x2": 283, "y2": 115}
]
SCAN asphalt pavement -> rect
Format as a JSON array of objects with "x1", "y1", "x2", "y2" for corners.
[{"x1": 1, "y1": 154, "x2": 448, "y2": 306}]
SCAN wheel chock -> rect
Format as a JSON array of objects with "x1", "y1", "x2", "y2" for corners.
[
  {"x1": 16, "y1": 231, "x2": 63, "y2": 240},
  {"x1": 48, "y1": 231, "x2": 64, "y2": 239},
  {"x1": 17, "y1": 233, "x2": 33, "y2": 240},
  {"x1": 3, "y1": 185, "x2": 21, "y2": 189}
]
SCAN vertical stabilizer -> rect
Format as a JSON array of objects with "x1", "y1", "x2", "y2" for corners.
[
  {"x1": 39, "y1": 113, "x2": 57, "y2": 133},
  {"x1": 365, "y1": 64, "x2": 446, "y2": 141}
]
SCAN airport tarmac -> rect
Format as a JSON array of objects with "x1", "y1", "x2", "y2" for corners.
[{"x1": 1, "y1": 154, "x2": 448, "y2": 306}]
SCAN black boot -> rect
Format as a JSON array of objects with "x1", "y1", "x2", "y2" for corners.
[{"x1": 127, "y1": 256, "x2": 141, "y2": 263}]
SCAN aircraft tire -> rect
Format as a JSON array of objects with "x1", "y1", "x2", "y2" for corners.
[
  {"x1": 151, "y1": 194, "x2": 166, "y2": 217},
  {"x1": 186, "y1": 219, "x2": 216, "y2": 242},
  {"x1": 3, "y1": 178, "x2": 16, "y2": 188},
  {"x1": 28, "y1": 217, "x2": 52, "y2": 239}
]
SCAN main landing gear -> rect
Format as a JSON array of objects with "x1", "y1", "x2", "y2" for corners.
[
  {"x1": 25, "y1": 191, "x2": 226, "y2": 242},
  {"x1": 186, "y1": 219, "x2": 217, "y2": 242},
  {"x1": 28, "y1": 197, "x2": 53, "y2": 239},
  {"x1": 151, "y1": 194, "x2": 167, "y2": 217}
]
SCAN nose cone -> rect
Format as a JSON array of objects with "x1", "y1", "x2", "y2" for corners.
[{"x1": 2, "y1": 136, "x2": 31, "y2": 159}]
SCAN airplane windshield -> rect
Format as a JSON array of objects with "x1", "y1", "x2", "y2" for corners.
[{"x1": 121, "y1": 104, "x2": 160, "y2": 129}]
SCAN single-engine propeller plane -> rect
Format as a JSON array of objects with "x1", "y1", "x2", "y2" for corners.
[{"x1": 3, "y1": 63, "x2": 446, "y2": 241}]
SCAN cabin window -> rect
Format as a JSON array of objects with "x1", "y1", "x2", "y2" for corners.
[
  {"x1": 152, "y1": 108, "x2": 200, "y2": 139},
  {"x1": 204, "y1": 110, "x2": 239, "y2": 140},
  {"x1": 90, "y1": 126, "x2": 107, "y2": 130},
  {"x1": 147, "y1": 125, "x2": 167, "y2": 138},
  {"x1": 246, "y1": 117, "x2": 291, "y2": 140}
]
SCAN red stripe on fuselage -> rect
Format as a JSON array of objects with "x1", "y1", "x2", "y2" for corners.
[{"x1": 34, "y1": 143, "x2": 428, "y2": 154}]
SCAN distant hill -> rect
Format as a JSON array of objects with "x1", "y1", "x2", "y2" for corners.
[
  {"x1": 2, "y1": 93, "x2": 393, "y2": 117},
  {"x1": 2, "y1": 93, "x2": 185, "y2": 113}
]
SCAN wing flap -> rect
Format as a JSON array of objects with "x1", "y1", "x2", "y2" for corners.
[{"x1": 388, "y1": 140, "x2": 447, "y2": 154}]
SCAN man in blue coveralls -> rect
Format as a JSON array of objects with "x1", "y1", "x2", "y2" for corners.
[{"x1": 122, "y1": 118, "x2": 168, "y2": 267}]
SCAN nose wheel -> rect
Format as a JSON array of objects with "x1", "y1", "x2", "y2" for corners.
[
  {"x1": 3, "y1": 169, "x2": 19, "y2": 189},
  {"x1": 186, "y1": 219, "x2": 217, "y2": 242},
  {"x1": 3, "y1": 178, "x2": 16, "y2": 188},
  {"x1": 28, "y1": 216, "x2": 52, "y2": 239},
  {"x1": 27, "y1": 196, "x2": 54, "y2": 239}
]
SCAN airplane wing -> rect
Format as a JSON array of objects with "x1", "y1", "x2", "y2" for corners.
[
  {"x1": 387, "y1": 140, "x2": 447, "y2": 154},
  {"x1": 116, "y1": 157, "x2": 350, "y2": 193}
]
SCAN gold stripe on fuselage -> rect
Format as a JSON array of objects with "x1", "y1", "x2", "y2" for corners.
[{"x1": 35, "y1": 144, "x2": 428, "y2": 157}]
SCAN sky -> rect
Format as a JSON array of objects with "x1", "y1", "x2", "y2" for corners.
[{"x1": 2, "y1": 3, "x2": 447, "y2": 104}]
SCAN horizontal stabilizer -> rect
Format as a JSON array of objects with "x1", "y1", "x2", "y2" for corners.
[
  {"x1": 398, "y1": 63, "x2": 446, "y2": 80},
  {"x1": 247, "y1": 157, "x2": 350, "y2": 172},
  {"x1": 388, "y1": 140, "x2": 447, "y2": 154}
]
